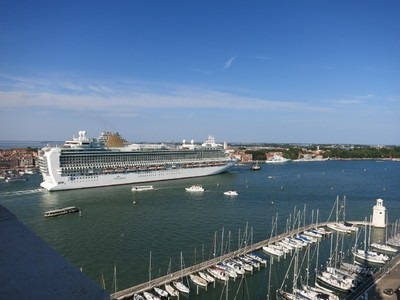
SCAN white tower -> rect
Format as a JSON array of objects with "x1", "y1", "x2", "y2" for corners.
[{"x1": 371, "y1": 198, "x2": 386, "y2": 228}]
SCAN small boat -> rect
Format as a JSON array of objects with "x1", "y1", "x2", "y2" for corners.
[
  {"x1": 262, "y1": 245, "x2": 284, "y2": 257},
  {"x1": 172, "y1": 281, "x2": 190, "y2": 294},
  {"x1": 265, "y1": 155, "x2": 290, "y2": 164},
  {"x1": 206, "y1": 267, "x2": 229, "y2": 281},
  {"x1": 131, "y1": 185, "x2": 154, "y2": 192},
  {"x1": 370, "y1": 242, "x2": 398, "y2": 253},
  {"x1": 198, "y1": 271, "x2": 215, "y2": 283},
  {"x1": 143, "y1": 291, "x2": 160, "y2": 300},
  {"x1": 44, "y1": 206, "x2": 80, "y2": 218},
  {"x1": 224, "y1": 190, "x2": 238, "y2": 196},
  {"x1": 246, "y1": 253, "x2": 267, "y2": 265},
  {"x1": 5, "y1": 175, "x2": 28, "y2": 182},
  {"x1": 353, "y1": 249, "x2": 389, "y2": 264},
  {"x1": 133, "y1": 294, "x2": 145, "y2": 300},
  {"x1": 164, "y1": 283, "x2": 179, "y2": 297},
  {"x1": 251, "y1": 161, "x2": 261, "y2": 170},
  {"x1": 224, "y1": 260, "x2": 245, "y2": 275},
  {"x1": 153, "y1": 287, "x2": 168, "y2": 298},
  {"x1": 189, "y1": 274, "x2": 208, "y2": 287},
  {"x1": 185, "y1": 185, "x2": 204, "y2": 192}
]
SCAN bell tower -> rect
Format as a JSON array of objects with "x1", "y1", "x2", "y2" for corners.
[{"x1": 371, "y1": 198, "x2": 386, "y2": 228}]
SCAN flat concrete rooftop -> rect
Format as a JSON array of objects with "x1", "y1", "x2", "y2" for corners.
[{"x1": 0, "y1": 204, "x2": 109, "y2": 300}]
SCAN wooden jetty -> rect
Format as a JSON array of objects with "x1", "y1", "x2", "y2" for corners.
[{"x1": 111, "y1": 221, "x2": 334, "y2": 299}]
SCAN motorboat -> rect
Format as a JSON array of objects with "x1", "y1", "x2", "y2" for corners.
[
  {"x1": 131, "y1": 185, "x2": 154, "y2": 192},
  {"x1": 5, "y1": 175, "x2": 28, "y2": 182},
  {"x1": 265, "y1": 155, "x2": 290, "y2": 163},
  {"x1": 185, "y1": 185, "x2": 204, "y2": 192},
  {"x1": 223, "y1": 190, "x2": 238, "y2": 196}
]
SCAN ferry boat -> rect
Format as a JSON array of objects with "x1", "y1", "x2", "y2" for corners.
[
  {"x1": 39, "y1": 131, "x2": 236, "y2": 191},
  {"x1": 131, "y1": 185, "x2": 154, "y2": 192},
  {"x1": 44, "y1": 206, "x2": 80, "y2": 217}
]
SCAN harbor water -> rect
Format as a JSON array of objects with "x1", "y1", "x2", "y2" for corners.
[{"x1": 1, "y1": 159, "x2": 400, "y2": 299}]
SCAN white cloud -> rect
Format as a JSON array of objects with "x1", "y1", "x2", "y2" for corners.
[{"x1": 223, "y1": 56, "x2": 236, "y2": 70}]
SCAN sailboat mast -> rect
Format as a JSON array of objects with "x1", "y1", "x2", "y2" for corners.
[
  {"x1": 221, "y1": 226, "x2": 224, "y2": 257},
  {"x1": 343, "y1": 195, "x2": 346, "y2": 223},
  {"x1": 336, "y1": 195, "x2": 339, "y2": 223},
  {"x1": 148, "y1": 251, "x2": 152, "y2": 282},
  {"x1": 114, "y1": 263, "x2": 117, "y2": 294}
]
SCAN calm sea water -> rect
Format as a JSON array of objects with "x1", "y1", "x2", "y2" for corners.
[{"x1": 1, "y1": 159, "x2": 399, "y2": 299}]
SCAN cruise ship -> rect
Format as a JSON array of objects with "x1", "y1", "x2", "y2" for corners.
[{"x1": 39, "y1": 131, "x2": 236, "y2": 191}]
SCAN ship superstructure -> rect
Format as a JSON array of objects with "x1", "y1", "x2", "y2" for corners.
[{"x1": 39, "y1": 131, "x2": 236, "y2": 191}]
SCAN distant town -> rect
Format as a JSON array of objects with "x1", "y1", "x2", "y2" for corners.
[{"x1": 1, "y1": 143, "x2": 399, "y2": 178}]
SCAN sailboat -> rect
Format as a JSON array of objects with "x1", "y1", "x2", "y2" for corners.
[
  {"x1": 353, "y1": 218, "x2": 389, "y2": 265},
  {"x1": 278, "y1": 243, "x2": 339, "y2": 300},
  {"x1": 370, "y1": 214, "x2": 398, "y2": 253},
  {"x1": 172, "y1": 252, "x2": 190, "y2": 294},
  {"x1": 164, "y1": 283, "x2": 179, "y2": 297},
  {"x1": 317, "y1": 233, "x2": 356, "y2": 293},
  {"x1": 277, "y1": 248, "x2": 302, "y2": 299},
  {"x1": 326, "y1": 196, "x2": 357, "y2": 233}
]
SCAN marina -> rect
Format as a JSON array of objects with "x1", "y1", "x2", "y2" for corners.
[
  {"x1": 110, "y1": 214, "x2": 399, "y2": 299},
  {"x1": 1, "y1": 159, "x2": 400, "y2": 299}
]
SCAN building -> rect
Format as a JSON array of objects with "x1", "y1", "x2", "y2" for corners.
[{"x1": 371, "y1": 198, "x2": 386, "y2": 228}]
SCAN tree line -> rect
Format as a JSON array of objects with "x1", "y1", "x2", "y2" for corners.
[{"x1": 244, "y1": 145, "x2": 400, "y2": 161}]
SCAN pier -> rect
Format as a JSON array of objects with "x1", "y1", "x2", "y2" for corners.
[{"x1": 111, "y1": 221, "x2": 333, "y2": 299}]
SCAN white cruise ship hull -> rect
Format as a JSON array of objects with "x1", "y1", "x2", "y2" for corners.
[
  {"x1": 40, "y1": 162, "x2": 235, "y2": 191},
  {"x1": 39, "y1": 131, "x2": 236, "y2": 191}
]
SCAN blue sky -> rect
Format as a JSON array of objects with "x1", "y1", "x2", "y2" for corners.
[{"x1": 0, "y1": 1, "x2": 399, "y2": 144}]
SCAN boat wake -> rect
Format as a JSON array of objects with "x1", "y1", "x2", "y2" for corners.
[{"x1": 1, "y1": 188, "x2": 46, "y2": 197}]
